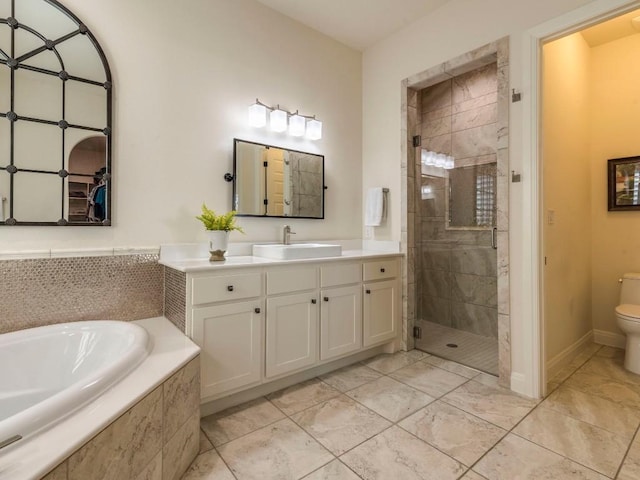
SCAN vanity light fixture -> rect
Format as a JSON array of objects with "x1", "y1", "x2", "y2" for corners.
[
  {"x1": 247, "y1": 99, "x2": 322, "y2": 140},
  {"x1": 248, "y1": 101, "x2": 268, "y2": 128},
  {"x1": 305, "y1": 117, "x2": 322, "y2": 141},
  {"x1": 270, "y1": 107, "x2": 288, "y2": 132},
  {"x1": 289, "y1": 112, "x2": 306, "y2": 137}
]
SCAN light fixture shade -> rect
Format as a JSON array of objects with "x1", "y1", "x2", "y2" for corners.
[
  {"x1": 425, "y1": 151, "x2": 436, "y2": 166},
  {"x1": 248, "y1": 102, "x2": 267, "y2": 128},
  {"x1": 306, "y1": 118, "x2": 322, "y2": 140},
  {"x1": 435, "y1": 153, "x2": 446, "y2": 168},
  {"x1": 270, "y1": 109, "x2": 288, "y2": 132},
  {"x1": 289, "y1": 114, "x2": 306, "y2": 137},
  {"x1": 421, "y1": 149, "x2": 428, "y2": 164},
  {"x1": 444, "y1": 156, "x2": 455, "y2": 170}
]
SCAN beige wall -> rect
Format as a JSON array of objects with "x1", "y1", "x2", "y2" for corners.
[
  {"x1": 590, "y1": 33, "x2": 640, "y2": 337},
  {"x1": 542, "y1": 33, "x2": 592, "y2": 362},
  {"x1": 0, "y1": 0, "x2": 362, "y2": 250}
]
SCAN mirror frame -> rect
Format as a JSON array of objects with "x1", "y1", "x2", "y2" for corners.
[
  {"x1": 608, "y1": 156, "x2": 640, "y2": 211},
  {"x1": 0, "y1": 0, "x2": 113, "y2": 226},
  {"x1": 232, "y1": 138, "x2": 325, "y2": 219}
]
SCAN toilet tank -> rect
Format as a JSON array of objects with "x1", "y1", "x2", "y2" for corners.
[{"x1": 620, "y1": 273, "x2": 640, "y2": 304}]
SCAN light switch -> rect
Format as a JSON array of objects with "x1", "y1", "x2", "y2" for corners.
[{"x1": 547, "y1": 210, "x2": 555, "y2": 225}]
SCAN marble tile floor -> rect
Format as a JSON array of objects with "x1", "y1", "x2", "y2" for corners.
[
  {"x1": 416, "y1": 321, "x2": 499, "y2": 375},
  {"x1": 182, "y1": 345, "x2": 640, "y2": 479}
]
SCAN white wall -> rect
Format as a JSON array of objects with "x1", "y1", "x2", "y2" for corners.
[
  {"x1": 590, "y1": 33, "x2": 640, "y2": 337},
  {"x1": 542, "y1": 33, "x2": 592, "y2": 363},
  {"x1": 0, "y1": 0, "x2": 362, "y2": 250},
  {"x1": 361, "y1": 0, "x2": 604, "y2": 387}
]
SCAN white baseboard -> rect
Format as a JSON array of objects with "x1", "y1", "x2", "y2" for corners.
[
  {"x1": 594, "y1": 329, "x2": 626, "y2": 349},
  {"x1": 510, "y1": 372, "x2": 528, "y2": 397},
  {"x1": 546, "y1": 330, "x2": 594, "y2": 380}
]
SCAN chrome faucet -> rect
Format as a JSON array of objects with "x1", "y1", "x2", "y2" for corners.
[{"x1": 283, "y1": 225, "x2": 296, "y2": 245}]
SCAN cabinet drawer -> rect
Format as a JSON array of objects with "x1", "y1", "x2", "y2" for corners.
[
  {"x1": 191, "y1": 272, "x2": 262, "y2": 305},
  {"x1": 363, "y1": 259, "x2": 399, "y2": 281},
  {"x1": 267, "y1": 266, "x2": 317, "y2": 295},
  {"x1": 321, "y1": 262, "x2": 361, "y2": 287}
]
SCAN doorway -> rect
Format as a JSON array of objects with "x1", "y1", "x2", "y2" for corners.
[{"x1": 541, "y1": 6, "x2": 640, "y2": 391}]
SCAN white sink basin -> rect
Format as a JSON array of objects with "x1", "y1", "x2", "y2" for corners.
[{"x1": 253, "y1": 243, "x2": 342, "y2": 260}]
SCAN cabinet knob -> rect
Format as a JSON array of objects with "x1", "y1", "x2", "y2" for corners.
[
  {"x1": 366, "y1": 289, "x2": 371, "y2": 294},
  {"x1": 254, "y1": 307, "x2": 261, "y2": 314},
  {"x1": 380, "y1": 268, "x2": 385, "y2": 273},
  {"x1": 311, "y1": 299, "x2": 317, "y2": 304},
  {"x1": 323, "y1": 296, "x2": 329, "y2": 302},
  {"x1": 227, "y1": 285, "x2": 234, "y2": 292}
]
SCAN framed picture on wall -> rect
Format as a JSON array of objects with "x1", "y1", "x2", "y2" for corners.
[{"x1": 608, "y1": 156, "x2": 640, "y2": 211}]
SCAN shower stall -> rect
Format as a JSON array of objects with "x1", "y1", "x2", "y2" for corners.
[{"x1": 402, "y1": 39, "x2": 510, "y2": 382}]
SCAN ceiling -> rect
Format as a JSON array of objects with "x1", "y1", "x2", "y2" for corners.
[
  {"x1": 254, "y1": 0, "x2": 452, "y2": 50},
  {"x1": 580, "y1": 8, "x2": 640, "y2": 47}
]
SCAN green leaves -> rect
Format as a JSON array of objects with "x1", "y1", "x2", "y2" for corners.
[{"x1": 196, "y1": 203, "x2": 245, "y2": 233}]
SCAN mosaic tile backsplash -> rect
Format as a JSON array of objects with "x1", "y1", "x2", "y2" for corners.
[
  {"x1": 164, "y1": 267, "x2": 186, "y2": 332},
  {"x1": 0, "y1": 254, "x2": 163, "y2": 334}
]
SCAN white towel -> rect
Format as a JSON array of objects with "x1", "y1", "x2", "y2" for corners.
[{"x1": 365, "y1": 187, "x2": 384, "y2": 226}]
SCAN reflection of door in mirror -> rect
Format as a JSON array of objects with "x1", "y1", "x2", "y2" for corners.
[
  {"x1": 266, "y1": 148, "x2": 285, "y2": 216},
  {"x1": 67, "y1": 137, "x2": 107, "y2": 223}
]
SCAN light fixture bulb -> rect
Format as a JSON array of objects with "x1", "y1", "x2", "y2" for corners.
[
  {"x1": 426, "y1": 151, "x2": 436, "y2": 166},
  {"x1": 444, "y1": 156, "x2": 455, "y2": 170},
  {"x1": 248, "y1": 102, "x2": 267, "y2": 128},
  {"x1": 270, "y1": 108, "x2": 288, "y2": 132},
  {"x1": 289, "y1": 114, "x2": 306, "y2": 137},
  {"x1": 306, "y1": 118, "x2": 322, "y2": 140}
]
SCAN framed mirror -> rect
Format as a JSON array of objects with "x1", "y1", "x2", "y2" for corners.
[
  {"x1": 608, "y1": 156, "x2": 640, "y2": 211},
  {"x1": 0, "y1": 0, "x2": 112, "y2": 226},
  {"x1": 232, "y1": 139, "x2": 325, "y2": 219}
]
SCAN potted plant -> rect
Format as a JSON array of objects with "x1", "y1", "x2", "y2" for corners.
[{"x1": 196, "y1": 203, "x2": 244, "y2": 261}]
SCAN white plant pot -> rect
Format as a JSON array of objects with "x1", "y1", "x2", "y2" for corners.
[{"x1": 207, "y1": 230, "x2": 229, "y2": 261}]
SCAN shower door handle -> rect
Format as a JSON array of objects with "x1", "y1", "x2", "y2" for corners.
[{"x1": 491, "y1": 227, "x2": 498, "y2": 250}]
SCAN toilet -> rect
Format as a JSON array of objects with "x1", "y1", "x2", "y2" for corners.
[{"x1": 616, "y1": 273, "x2": 640, "y2": 374}]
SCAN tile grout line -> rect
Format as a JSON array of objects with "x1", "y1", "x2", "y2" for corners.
[
  {"x1": 614, "y1": 423, "x2": 640, "y2": 479},
  {"x1": 490, "y1": 344, "x2": 629, "y2": 479}
]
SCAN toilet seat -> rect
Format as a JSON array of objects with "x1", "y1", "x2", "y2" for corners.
[{"x1": 616, "y1": 304, "x2": 640, "y2": 321}]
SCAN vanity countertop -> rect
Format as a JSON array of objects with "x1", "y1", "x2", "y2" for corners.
[{"x1": 159, "y1": 249, "x2": 403, "y2": 273}]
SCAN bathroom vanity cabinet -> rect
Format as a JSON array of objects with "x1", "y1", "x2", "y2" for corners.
[{"x1": 165, "y1": 254, "x2": 401, "y2": 403}]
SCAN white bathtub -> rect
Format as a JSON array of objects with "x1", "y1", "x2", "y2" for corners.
[{"x1": 0, "y1": 321, "x2": 150, "y2": 451}]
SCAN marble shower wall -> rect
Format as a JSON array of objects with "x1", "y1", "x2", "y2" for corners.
[
  {"x1": 418, "y1": 63, "x2": 498, "y2": 339},
  {"x1": 289, "y1": 151, "x2": 323, "y2": 217}
]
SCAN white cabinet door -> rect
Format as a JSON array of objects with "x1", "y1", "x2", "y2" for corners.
[
  {"x1": 266, "y1": 292, "x2": 318, "y2": 378},
  {"x1": 320, "y1": 285, "x2": 362, "y2": 361},
  {"x1": 363, "y1": 279, "x2": 398, "y2": 347},
  {"x1": 192, "y1": 301, "x2": 262, "y2": 399}
]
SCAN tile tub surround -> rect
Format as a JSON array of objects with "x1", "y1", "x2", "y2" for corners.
[
  {"x1": 0, "y1": 252, "x2": 163, "y2": 335},
  {"x1": 402, "y1": 37, "x2": 511, "y2": 387},
  {"x1": 1, "y1": 317, "x2": 200, "y2": 480},
  {"x1": 186, "y1": 345, "x2": 640, "y2": 479}
]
